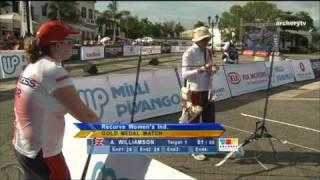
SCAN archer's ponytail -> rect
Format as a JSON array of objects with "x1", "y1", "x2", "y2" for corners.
[{"x1": 24, "y1": 36, "x2": 41, "y2": 64}]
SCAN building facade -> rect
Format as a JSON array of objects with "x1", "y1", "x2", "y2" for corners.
[{"x1": 27, "y1": 1, "x2": 98, "y2": 40}]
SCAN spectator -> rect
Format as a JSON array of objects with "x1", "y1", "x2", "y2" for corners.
[{"x1": 222, "y1": 34, "x2": 239, "y2": 64}]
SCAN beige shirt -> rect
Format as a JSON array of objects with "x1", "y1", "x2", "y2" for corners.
[{"x1": 182, "y1": 43, "x2": 213, "y2": 91}]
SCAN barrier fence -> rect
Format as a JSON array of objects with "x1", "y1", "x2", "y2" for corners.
[
  {"x1": 62, "y1": 58, "x2": 316, "y2": 179},
  {"x1": 68, "y1": 58, "x2": 316, "y2": 123}
]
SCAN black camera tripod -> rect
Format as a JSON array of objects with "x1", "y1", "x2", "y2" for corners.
[{"x1": 215, "y1": 50, "x2": 288, "y2": 170}]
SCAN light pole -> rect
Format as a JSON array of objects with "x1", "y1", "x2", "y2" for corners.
[{"x1": 207, "y1": 14, "x2": 219, "y2": 54}]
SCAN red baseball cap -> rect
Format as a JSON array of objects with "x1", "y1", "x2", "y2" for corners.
[{"x1": 36, "y1": 21, "x2": 80, "y2": 47}]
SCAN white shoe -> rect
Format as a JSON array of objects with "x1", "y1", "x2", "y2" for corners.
[{"x1": 192, "y1": 154, "x2": 207, "y2": 161}]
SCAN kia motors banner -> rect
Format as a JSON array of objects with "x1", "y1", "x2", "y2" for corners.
[
  {"x1": 224, "y1": 63, "x2": 268, "y2": 96},
  {"x1": 104, "y1": 45, "x2": 123, "y2": 58},
  {"x1": 288, "y1": 59, "x2": 315, "y2": 81},
  {"x1": 81, "y1": 46, "x2": 104, "y2": 60},
  {"x1": 123, "y1": 45, "x2": 140, "y2": 56},
  {"x1": 72, "y1": 69, "x2": 181, "y2": 123},
  {"x1": 310, "y1": 59, "x2": 320, "y2": 78},
  {"x1": 140, "y1": 46, "x2": 161, "y2": 55},
  {"x1": 62, "y1": 115, "x2": 195, "y2": 180},
  {"x1": 0, "y1": 50, "x2": 25, "y2": 79},
  {"x1": 265, "y1": 61, "x2": 295, "y2": 87}
]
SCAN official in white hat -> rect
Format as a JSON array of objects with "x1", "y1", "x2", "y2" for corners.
[
  {"x1": 181, "y1": 26, "x2": 219, "y2": 161},
  {"x1": 192, "y1": 26, "x2": 214, "y2": 42}
]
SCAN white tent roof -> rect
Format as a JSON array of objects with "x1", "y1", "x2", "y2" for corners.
[
  {"x1": 0, "y1": 13, "x2": 38, "y2": 24},
  {"x1": 67, "y1": 23, "x2": 95, "y2": 33}
]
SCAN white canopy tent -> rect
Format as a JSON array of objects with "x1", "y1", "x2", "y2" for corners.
[{"x1": 0, "y1": 13, "x2": 38, "y2": 39}]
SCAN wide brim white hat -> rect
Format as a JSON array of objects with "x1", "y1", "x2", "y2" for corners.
[{"x1": 192, "y1": 26, "x2": 213, "y2": 42}]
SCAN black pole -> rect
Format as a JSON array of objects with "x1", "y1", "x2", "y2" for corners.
[
  {"x1": 174, "y1": 67, "x2": 182, "y2": 88},
  {"x1": 260, "y1": 50, "x2": 275, "y2": 128},
  {"x1": 25, "y1": 0, "x2": 31, "y2": 36},
  {"x1": 130, "y1": 46, "x2": 143, "y2": 123},
  {"x1": 80, "y1": 141, "x2": 93, "y2": 180},
  {"x1": 211, "y1": 22, "x2": 214, "y2": 53}
]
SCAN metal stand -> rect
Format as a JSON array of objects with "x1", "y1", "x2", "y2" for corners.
[
  {"x1": 130, "y1": 46, "x2": 143, "y2": 123},
  {"x1": 81, "y1": 47, "x2": 143, "y2": 180},
  {"x1": 215, "y1": 50, "x2": 288, "y2": 170}
]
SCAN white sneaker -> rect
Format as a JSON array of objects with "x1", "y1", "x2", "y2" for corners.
[{"x1": 192, "y1": 154, "x2": 207, "y2": 161}]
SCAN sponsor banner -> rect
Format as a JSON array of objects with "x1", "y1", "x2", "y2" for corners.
[
  {"x1": 63, "y1": 115, "x2": 194, "y2": 180},
  {"x1": 310, "y1": 59, "x2": 320, "y2": 78},
  {"x1": 104, "y1": 45, "x2": 123, "y2": 58},
  {"x1": 224, "y1": 63, "x2": 268, "y2": 96},
  {"x1": 141, "y1": 46, "x2": 161, "y2": 55},
  {"x1": 265, "y1": 61, "x2": 295, "y2": 87},
  {"x1": 288, "y1": 59, "x2": 315, "y2": 81},
  {"x1": 72, "y1": 69, "x2": 181, "y2": 123},
  {"x1": 0, "y1": 50, "x2": 25, "y2": 79},
  {"x1": 123, "y1": 45, "x2": 140, "y2": 56},
  {"x1": 81, "y1": 46, "x2": 104, "y2": 60},
  {"x1": 161, "y1": 44, "x2": 171, "y2": 53},
  {"x1": 170, "y1": 46, "x2": 191, "y2": 53},
  {"x1": 210, "y1": 67, "x2": 232, "y2": 101}
]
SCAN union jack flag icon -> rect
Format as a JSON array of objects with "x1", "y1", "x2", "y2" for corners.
[{"x1": 94, "y1": 138, "x2": 105, "y2": 146}]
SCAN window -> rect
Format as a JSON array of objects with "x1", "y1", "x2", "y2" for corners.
[
  {"x1": 12, "y1": 1, "x2": 19, "y2": 13},
  {"x1": 42, "y1": 3, "x2": 48, "y2": 16},
  {"x1": 82, "y1": 7, "x2": 86, "y2": 18},
  {"x1": 89, "y1": 9, "x2": 93, "y2": 20}
]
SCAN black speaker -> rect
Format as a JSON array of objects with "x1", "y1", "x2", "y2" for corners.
[
  {"x1": 148, "y1": 58, "x2": 159, "y2": 65},
  {"x1": 83, "y1": 62, "x2": 98, "y2": 75}
]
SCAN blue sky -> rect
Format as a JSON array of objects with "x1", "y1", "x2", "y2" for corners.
[{"x1": 95, "y1": 1, "x2": 320, "y2": 29}]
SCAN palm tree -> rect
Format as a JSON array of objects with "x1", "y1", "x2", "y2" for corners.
[
  {"x1": 161, "y1": 21, "x2": 175, "y2": 38},
  {"x1": 193, "y1": 21, "x2": 207, "y2": 29},
  {"x1": 47, "y1": 2, "x2": 79, "y2": 23},
  {"x1": 174, "y1": 22, "x2": 185, "y2": 38},
  {"x1": 101, "y1": 0, "x2": 130, "y2": 43}
]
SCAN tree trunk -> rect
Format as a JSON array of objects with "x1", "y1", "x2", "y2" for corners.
[{"x1": 112, "y1": 21, "x2": 116, "y2": 44}]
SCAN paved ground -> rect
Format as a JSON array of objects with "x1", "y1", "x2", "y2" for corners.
[{"x1": 0, "y1": 52, "x2": 319, "y2": 179}]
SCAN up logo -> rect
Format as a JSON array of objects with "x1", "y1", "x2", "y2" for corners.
[
  {"x1": 78, "y1": 88, "x2": 109, "y2": 119},
  {"x1": 1, "y1": 55, "x2": 23, "y2": 75}
]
